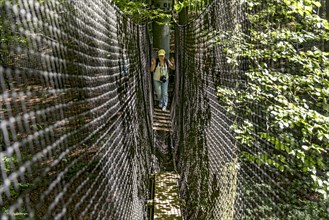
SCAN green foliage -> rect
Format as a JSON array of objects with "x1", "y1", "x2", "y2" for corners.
[
  {"x1": 0, "y1": 208, "x2": 28, "y2": 220},
  {"x1": 173, "y1": 0, "x2": 209, "y2": 13},
  {"x1": 173, "y1": 0, "x2": 211, "y2": 22},
  {"x1": 284, "y1": 199, "x2": 329, "y2": 219},
  {"x1": 2, "y1": 155, "x2": 18, "y2": 172},
  {"x1": 215, "y1": 0, "x2": 329, "y2": 217},
  {"x1": 112, "y1": 0, "x2": 171, "y2": 23},
  {"x1": 1, "y1": 155, "x2": 31, "y2": 219},
  {"x1": 174, "y1": 0, "x2": 190, "y2": 13},
  {"x1": 0, "y1": 1, "x2": 29, "y2": 66},
  {"x1": 112, "y1": 0, "x2": 210, "y2": 23}
]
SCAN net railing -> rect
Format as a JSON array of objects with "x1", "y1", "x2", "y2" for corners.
[
  {"x1": 2, "y1": 0, "x2": 329, "y2": 219},
  {"x1": 172, "y1": 1, "x2": 242, "y2": 218},
  {"x1": 0, "y1": 0, "x2": 153, "y2": 219},
  {"x1": 172, "y1": 0, "x2": 329, "y2": 219}
]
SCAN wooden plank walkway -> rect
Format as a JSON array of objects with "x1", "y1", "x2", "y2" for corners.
[
  {"x1": 153, "y1": 108, "x2": 172, "y2": 131},
  {"x1": 154, "y1": 172, "x2": 182, "y2": 219}
]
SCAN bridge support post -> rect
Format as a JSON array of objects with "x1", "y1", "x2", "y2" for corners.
[
  {"x1": 152, "y1": 0, "x2": 171, "y2": 58},
  {"x1": 178, "y1": 0, "x2": 188, "y2": 25}
]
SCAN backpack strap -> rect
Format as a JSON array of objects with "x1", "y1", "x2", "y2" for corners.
[{"x1": 155, "y1": 58, "x2": 169, "y2": 68}]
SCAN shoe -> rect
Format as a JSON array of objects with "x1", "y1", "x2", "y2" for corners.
[{"x1": 162, "y1": 106, "x2": 166, "y2": 111}]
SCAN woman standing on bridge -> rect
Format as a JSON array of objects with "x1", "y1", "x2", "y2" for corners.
[{"x1": 150, "y1": 49, "x2": 175, "y2": 111}]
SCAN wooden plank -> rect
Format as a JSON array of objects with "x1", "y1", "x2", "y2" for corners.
[
  {"x1": 154, "y1": 112, "x2": 171, "y2": 118},
  {"x1": 153, "y1": 119, "x2": 171, "y2": 126},
  {"x1": 153, "y1": 123, "x2": 171, "y2": 129},
  {"x1": 154, "y1": 172, "x2": 182, "y2": 220},
  {"x1": 154, "y1": 115, "x2": 171, "y2": 121},
  {"x1": 154, "y1": 108, "x2": 170, "y2": 113},
  {"x1": 153, "y1": 127, "x2": 172, "y2": 132},
  {"x1": 153, "y1": 106, "x2": 172, "y2": 132}
]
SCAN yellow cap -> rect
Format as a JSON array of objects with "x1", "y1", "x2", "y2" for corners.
[{"x1": 158, "y1": 49, "x2": 166, "y2": 56}]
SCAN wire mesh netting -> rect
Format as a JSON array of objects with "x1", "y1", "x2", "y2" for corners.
[
  {"x1": 172, "y1": 0, "x2": 329, "y2": 219},
  {"x1": 172, "y1": 1, "x2": 242, "y2": 218},
  {"x1": 2, "y1": 0, "x2": 329, "y2": 219},
  {"x1": 0, "y1": 0, "x2": 153, "y2": 219}
]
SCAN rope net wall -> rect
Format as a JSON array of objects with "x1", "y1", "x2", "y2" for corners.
[
  {"x1": 0, "y1": 0, "x2": 152, "y2": 219},
  {"x1": 173, "y1": 0, "x2": 329, "y2": 219},
  {"x1": 173, "y1": 1, "x2": 242, "y2": 218}
]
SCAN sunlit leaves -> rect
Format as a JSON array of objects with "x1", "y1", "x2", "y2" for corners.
[
  {"x1": 174, "y1": 0, "x2": 190, "y2": 13},
  {"x1": 216, "y1": 0, "x2": 329, "y2": 203},
  {"x1": 112, "y1": 0, "x2": 171, "y2": 23}
]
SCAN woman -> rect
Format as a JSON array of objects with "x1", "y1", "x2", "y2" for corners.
[{"x1": 150, "y1": 49, "x2": 175, "y2": 111}]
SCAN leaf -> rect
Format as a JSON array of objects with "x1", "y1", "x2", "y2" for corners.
[
  {"x1": 313, "y1": 1, "x2": 321, "y2": 7},
  {"x1": 174, "y1": 2, "x2": 184, "y2": 13},
  {"x1": 323, "y1": 104, "x2": 329, "y2": 112},
  {"x1": 316, "y1": 189, "x2": 327, "y2": 199},
  {"x1": 279, "y1": 165, "x2": 285, "y2": 171}
]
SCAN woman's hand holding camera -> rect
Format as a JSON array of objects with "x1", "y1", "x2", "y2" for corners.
[{"x1": 160, "y1": 75, "x2": 167, "y2": 83}]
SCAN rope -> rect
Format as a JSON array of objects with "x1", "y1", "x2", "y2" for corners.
[{"x1": 0, "y1": 1, "x2": 152, "y2": 219}]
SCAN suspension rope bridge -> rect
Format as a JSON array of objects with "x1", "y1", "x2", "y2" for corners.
[{"x1": 1, "y1": 0, "x2": 329, "y2": 219}]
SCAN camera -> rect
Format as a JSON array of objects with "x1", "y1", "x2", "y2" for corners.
[{"x1": 160, "y1": 75, "x2": 167, "y2": 83}]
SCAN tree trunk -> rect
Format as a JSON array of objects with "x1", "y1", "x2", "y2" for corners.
[
  {"x1": 178, "y1": 0, "x2": 188, "y2": 25},
  {"x1": 152, "y1": 0, "x2": 171, "y2": 58}
]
